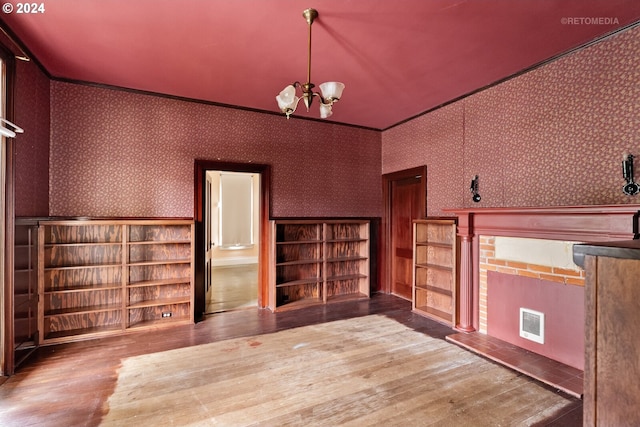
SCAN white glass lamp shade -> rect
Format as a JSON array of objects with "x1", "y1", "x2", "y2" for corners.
[
  {"x1": 0, "y1": 118, "x2": 24, "y2": 138},
  {"x1": 319, "y1": 82, "x2": 345, "y2": 102},
  {"x1": 0, "y1": 126, "x2": 16, "y2": 138},
  {"x1": 276, "y1": 85, "x2": 299, "y2": 112},
  {"x1": 319, "y1": 103, "x2": 333, "y2": 119}
]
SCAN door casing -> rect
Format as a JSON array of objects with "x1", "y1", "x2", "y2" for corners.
[{"x1": 194, "y1": 160, "x2": 271, "y2": 321}]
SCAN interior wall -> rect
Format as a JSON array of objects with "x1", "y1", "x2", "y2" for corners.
[
  {"x1": 31, "y1": 24, "x2": 640, "y2": 220},
  {"x1": 48, "y1": 82, "x2": 382, "y2": 218},
  {"x1": 14, "y1": 58, "x2": 50, "y2": 216},
  {"x1": 382, "y1": 25, "x2": 640, "y2": 216}
]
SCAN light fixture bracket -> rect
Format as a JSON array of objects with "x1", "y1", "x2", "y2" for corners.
[{"x1": 622, "y1": 153, "x2": 640, "y2": 196}]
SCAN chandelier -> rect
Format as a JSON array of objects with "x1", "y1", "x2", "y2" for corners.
[{"x1": 276, "y1": 8, "x2": 345, "y2": 119}]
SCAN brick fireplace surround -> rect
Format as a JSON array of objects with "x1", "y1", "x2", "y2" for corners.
[
  {"x1": 478, "y1": 235, "x2": 585, "y2": 334},
  {"x1": 443, "y1": 205, "x2": 640, "y2": 397}
]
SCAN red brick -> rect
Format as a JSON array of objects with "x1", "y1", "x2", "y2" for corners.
[
  {"x1": 506, "y1": 260, "x2": 529, "y2": 270},
  {"x1": 539, "y1": 273, "x2": 566, "y2": 284},
  {"x1": 517, "y1": 270, "x2": 539, "y2": 278},
  {"x1": 565, "y1": 277, "x2": 585, "y2": 287},
  {"x1": 527, "y1": 264, "x2": 553, "y2": 273},
  {"x1": 552, "y1": 267, "x2": 582, "y2": 277}
]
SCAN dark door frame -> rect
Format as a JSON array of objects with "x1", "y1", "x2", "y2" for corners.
[
  {"x1": 3, "y1": 47, "x2": 17, "y2": 376},
  {"x1": 381, "y1": 166, "x2": 427, "y2": 295},
  {"x1": 194, "y1": 160, "x2": 271, "y2": 321}
]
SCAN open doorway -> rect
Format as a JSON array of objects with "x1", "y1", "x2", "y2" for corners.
[
  {"x1": 205, "y1": 171, "x2": 259, "y2": 313},
  {"x1": 193, "y1": 160, "x2": 271, "y2": 321}
]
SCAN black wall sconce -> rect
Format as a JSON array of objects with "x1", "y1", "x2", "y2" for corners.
[
  {"x1": 470, "y1": 175, "x2": 481, "y2": 203},
  {"x1": 622, "y1": 153, "x2": 640, "y2": 196}
]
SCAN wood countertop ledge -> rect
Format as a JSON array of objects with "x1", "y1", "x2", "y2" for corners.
[{"x1": 573, "y1": 239, "x2": 640, "y2": 267}]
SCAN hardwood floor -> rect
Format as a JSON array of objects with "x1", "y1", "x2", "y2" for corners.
[
  {"x1": 447, "y1": 332, "x2": 584, "y2": 398},
  {"x1": 205, "y1": 264, "x2": 258, "y2": 313},
  {"x1": 0, "y1": 294, "x2": 582, "y2": 426}
]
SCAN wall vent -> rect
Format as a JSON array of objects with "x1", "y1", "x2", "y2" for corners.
[{"x1": 519, "y1": 308, "x2": 545, "y2": 344}]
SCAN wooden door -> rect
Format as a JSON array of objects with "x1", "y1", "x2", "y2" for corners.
[{"x1": 383, "y1": 167, "x2": 427, "y2": 300}]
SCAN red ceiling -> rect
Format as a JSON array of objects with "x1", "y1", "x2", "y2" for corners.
[{"x1": 2, "y1": 0, "x2": 639, "y2": 130}]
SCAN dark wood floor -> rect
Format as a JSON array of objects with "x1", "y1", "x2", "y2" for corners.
[{"x1": 0, "y1": 293, "x2": 582, "y2": 426}]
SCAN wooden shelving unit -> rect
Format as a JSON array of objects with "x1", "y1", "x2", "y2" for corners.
[
  {"x1": 269, "y1": 219, "x2": 370, "y2": 311},
  {"x1": 38, "y1": 219, "x2": 194, "y2": 344},
  {"x1": 412, "y1": 218, "x2": 458, "y2": 327},
  {"x1": 14, "y1": 218, "x2": 40, "y2": 367},
  {"x1": 126, "y1": 223, "x2": 194, "y2": 329},
  {"x1": 324, "y1": 221, "x2": 370, "y2": 303}
]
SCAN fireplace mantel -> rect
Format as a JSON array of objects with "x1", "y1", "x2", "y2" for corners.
[{"x1": 443, "y1": 204, "x2": 640, "y2": 331}]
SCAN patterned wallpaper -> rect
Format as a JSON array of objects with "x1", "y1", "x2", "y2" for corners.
[
  {"x1": 16, "y1": 23, "x2": 640, "y2": 219},
  {"x1": 49, "y1": 83, "x2": 381, "y2": 218},
  {"x1": 15, "y1": 59, "x2": 50, "y2": 217},
  {"x1": 383, "y1": 25, "x2": 640, "y2": 217}
]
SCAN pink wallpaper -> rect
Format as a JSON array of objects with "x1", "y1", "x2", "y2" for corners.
[
  {"x1": 49, "y1": 83, "x2": 381, "y2": 218},
  {"x1": 15, "y1": 59, "x2": 50, "y2": 216},
  {"x1": 18, "y1": 24, "x2": 640, "y2": 219},
  {"x1": 383, "y1": 25, "x2": 640, "y2": 216}
]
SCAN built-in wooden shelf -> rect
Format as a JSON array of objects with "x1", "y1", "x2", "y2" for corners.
[
  {"x1": 412, "y1": 219, "x2": 458, "y2": 327},
  {"x1": 44, "y1": 325, "x2": 124, "y2": 343},
  {"x1": 13, "y1": 219, "x2": 40, "y2": 372},
  {"x1": 127, "y1": 297, "x2": 191, "y2": 309},
  {"x1": 38, "y1": 218, "x2": 194, "y2": 344},
  {"x1": 269, "y1": 219, "x2": 370, "y2": 311},
  {"x1": 45, "y1": 304, "x2": 122, "y2": 317}
]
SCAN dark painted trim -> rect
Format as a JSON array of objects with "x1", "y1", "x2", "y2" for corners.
[{"x1": 2, "y1": 43, "x2": 16, "y2": 376}]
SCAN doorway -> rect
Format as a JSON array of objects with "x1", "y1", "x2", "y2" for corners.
[
  {"x1": 205, "y1": 171, "x2": 259, "y2": 313},
  {"x1": 382, "y1": 166, "x2": 427, "y2": 300},
  {"x1": 194, "y1": 161, "x2": 271, "y2": 321}
]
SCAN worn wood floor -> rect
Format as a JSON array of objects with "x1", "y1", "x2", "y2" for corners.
[
  {"x1": 0, "y1": 294, "x2": 582, "y2": 426},
  {"x1": 205, "y1": 264, "x2": 258, "y2": 314}
]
